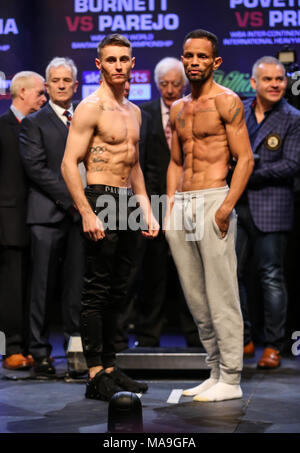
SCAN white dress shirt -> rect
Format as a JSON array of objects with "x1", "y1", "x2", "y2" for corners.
[
  {"x1": 49, "y1": 100, "x2": 74, "y2": 126},
  {"x1": 160, "y1": 98, "x2": 170, "y2": 129},
  {"x1": 10, "y1": 104, "x2": 25, "y2": 122}
]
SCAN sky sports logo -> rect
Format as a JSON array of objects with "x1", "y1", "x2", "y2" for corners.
[
  {"x1": 81, "y1": 69, "x2": 151, "y2": 100},
  {"x1": 291, "y1": 331, "x2": 300, "y2": 356}
]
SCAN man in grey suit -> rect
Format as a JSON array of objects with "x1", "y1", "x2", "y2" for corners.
[{"x1": 19, "y1": 58, "x2": 85, "y2": 378}]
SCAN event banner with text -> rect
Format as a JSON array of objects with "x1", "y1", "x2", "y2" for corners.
[{"x1": 1, "y1": 0, "x2": 300, "y2": 112}]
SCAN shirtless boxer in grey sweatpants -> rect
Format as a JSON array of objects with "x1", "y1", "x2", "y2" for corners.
[
  {"x1": 164, "y1": 29, "x2": 254, "y2": 402},
  {"x1": 166, "y1": 187, "x2": 242, "y2": 389}
]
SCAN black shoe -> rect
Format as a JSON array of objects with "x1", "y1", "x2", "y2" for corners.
[
  {"x1": 85, "y1": 370, "x2": 123, "y2": 401},
  {"x1": 34, "y1": 356, "x2": 56, "y2": 379},
  {"x1": 110, "y1": 366, "x2": 148, "y2": 393}
]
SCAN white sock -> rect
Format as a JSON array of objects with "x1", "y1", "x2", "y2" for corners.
[
  {"x1": 193, "y1": 382, "x2": 242, "y2": 402},
  {"x1": 182, "y1": 378, "x2": 218, "y2": 397}
]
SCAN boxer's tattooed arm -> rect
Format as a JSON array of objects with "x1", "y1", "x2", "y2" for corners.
[
  {"x1": 229, "y1": 97, "x2": 237, "y2": 114},
  {"x1": 231, "y1": 107, "x2": 241, "y2": 123},
  {"x1": 229, "y1": 96, "x2": 242, "y2": 124},
  {"x1": 176, "y1": 110, "x2": 186, "y2": 129},
  {"x1": 228, "y1": 96, "x2": 240, "y2": 123},
  {"x1": 236, "y1": 108, "x2": 245, "y2": 135},
  {"x1": 228, "y1": 98, "x2": 245, "y2": 135}
]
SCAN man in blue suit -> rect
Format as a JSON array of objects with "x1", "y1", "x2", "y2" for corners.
[
  {"x1": 19, "y1": 58, "x2": 85, "y2": 378},
  {"x1": 236, "y1": 56, "x2": 300, "y2": 368}
]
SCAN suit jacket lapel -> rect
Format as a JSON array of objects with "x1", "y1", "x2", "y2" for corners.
[
  {"x1": 45, "y1": 103, "x2": 68, "y2": 140},
  {"x1": 6, "y1": 109, "x2": 21, "y2": 136},
  {"x1": 244, "y1": 102, "x2": 252, "y2": 126},
  {"x1": 252, "y1": 102, "x2": 285, "y2": 153}
]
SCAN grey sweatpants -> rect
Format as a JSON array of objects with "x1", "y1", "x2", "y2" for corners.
[{"x1": 165, "y1": 186, "x2": 243, "y2": 385}]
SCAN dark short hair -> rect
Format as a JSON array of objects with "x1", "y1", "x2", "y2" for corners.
[
  {"x1": 97, "y1": 34, "x2": 132, "y2": 58},
  {"x1": 183, "y1": 29, "x2": 219, "y2": 58}
]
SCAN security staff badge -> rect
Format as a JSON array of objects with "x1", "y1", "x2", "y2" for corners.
[{"x1": 265, "y1": 133, "x2": 282, "y2": 151}]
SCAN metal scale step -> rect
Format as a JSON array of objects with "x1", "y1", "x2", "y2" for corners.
[{"x1": 67, "y1": 337, "x2": 209, "y2": 372}]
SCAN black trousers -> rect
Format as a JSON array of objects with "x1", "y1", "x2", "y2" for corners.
[
  {"x1": 114, "y1": 232, "x2": 147, "y2": 351},
  {"x1": 29, "y1": 218, "x2": 85, "y2": 358},
  {"x1": 0, "y1": 246, "x2": 30, "y2": 356},
  {"x1": 80, "y1": 186, "x2": 141, "y2": 368}
]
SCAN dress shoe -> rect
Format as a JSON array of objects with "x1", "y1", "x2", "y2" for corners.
[
  {"x1": 2, "y1": 354, "x2": 30, "y2": 370},
  {"x1": 28, "y1": 355, "x2": 53, "y2": 367},
  {"x1": 34, "y1": 356, "x2": 56, "y2": 378},
  {"x1": 26, "y1": 355, "x2": 35, "y2": 367},
  {"x1": 257, "y1": 347, "x2": 281, "y2": 369},
  {"x1": 244, "y1": 341, "x2": 255, "y2": 358}
]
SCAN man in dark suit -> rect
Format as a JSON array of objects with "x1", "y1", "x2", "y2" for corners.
[
  {"x1": 0, "y1": 71, "x2": 46, "y2": 370},
  {"x1": 136, "y1": 57, "x2": 201, "y2": 347},
  {"x1": 19, "y1": 57, "x2": 85, "y2": 378},
  {"x1": 236, "y1": 56, "x2": 300, "y2": 368}
]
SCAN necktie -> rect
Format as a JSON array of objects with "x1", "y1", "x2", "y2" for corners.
[
  {"x1": 63, "y1": 110, "x2": 72, "y2": 128},
  {"x1": 164, "y1": 110, "x2": 172, "y2": 149}
]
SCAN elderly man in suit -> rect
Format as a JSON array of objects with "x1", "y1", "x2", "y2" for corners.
[
  {"x1": 19, "y1": 57, "x2": 85, "y2": 378},
  {"x1": 236, "y1": 56, "x2": 300, "y2": 368},
  {"x1": 135, "y1": 57, "x2": 201, "y2": 347},
  {"x1": 0, "y1": 71, "x2": 46, "y2": 370}
]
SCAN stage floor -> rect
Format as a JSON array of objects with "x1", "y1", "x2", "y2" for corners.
[{"x1": 1, "y1": 334, "x2": 300, "y2": 435}]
